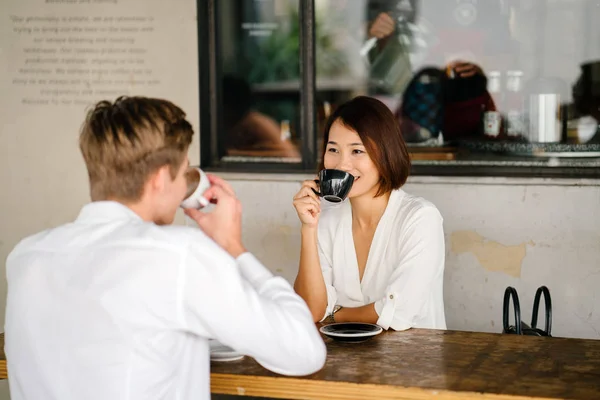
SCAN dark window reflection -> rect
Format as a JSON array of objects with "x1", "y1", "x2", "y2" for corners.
[
  {"x1": 222, "y1": 75, "x2": 300, "y2": 159},
  {"x1": 218, "y1": 0, "x2": 302, "y2": 162},
  {"x1": 315, "y1": 0, "x2": 600, "y2": 158}
]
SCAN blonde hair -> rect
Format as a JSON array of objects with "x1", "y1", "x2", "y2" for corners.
[{"x1": 79, "y1": 96, "x2": 194, "y2": 202}]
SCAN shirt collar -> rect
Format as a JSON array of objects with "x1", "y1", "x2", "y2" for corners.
[{"x1": 75, "y1": 201, "x2": 144, "y2": 224}]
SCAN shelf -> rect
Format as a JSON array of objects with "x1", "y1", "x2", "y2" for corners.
[{"x1": 251, "y1": 78, "x2": 368, "y2": 93}]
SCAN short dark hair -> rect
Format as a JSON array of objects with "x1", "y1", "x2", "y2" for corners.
[{"x1": 319, "y1": 96, "x2": 410, "y2": 196}]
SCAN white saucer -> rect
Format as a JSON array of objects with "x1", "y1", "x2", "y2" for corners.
[{"x1": 210, "y1": 340, "x2": 244, "y2": 362}]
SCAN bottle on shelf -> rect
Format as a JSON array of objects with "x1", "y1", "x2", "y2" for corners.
[
  {"x1": 483, "y1": 70, "x2": 503, "y2": 138},
  {"x1": 280, "y1": 120, "x2": 291, "y2": 141},
  {"x1": 504, "y1": 70, "x2": 526, "y2": 140}
]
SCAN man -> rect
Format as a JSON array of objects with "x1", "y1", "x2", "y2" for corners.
[{"x1": 4, "y1": 97, "x2": 326, "y2": 400}]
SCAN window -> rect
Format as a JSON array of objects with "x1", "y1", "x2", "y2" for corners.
[
  {"x1": 199, "y1": 0, "x2": 311, "y2": 171},
  {"x1": 199, "y1": 0, "x2": 600, "y2": 177}
]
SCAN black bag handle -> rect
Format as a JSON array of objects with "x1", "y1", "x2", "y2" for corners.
[
  {"x1": 531, "y1": 286, "x2": 552, "y2": 336},
  {"x1": 502, "y1": 286, "x2": 522, "y2": 335}
]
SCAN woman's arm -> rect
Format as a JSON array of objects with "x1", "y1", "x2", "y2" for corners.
[
  {"x1": 333, "y1": 303, "x2": 379, "y2": 324},
  {"x1": 292, "y1": 181, "x2": 333, "y2": 322},
  {"x1": 294, "y1": 226, "x2": 328, "y2": 321}
]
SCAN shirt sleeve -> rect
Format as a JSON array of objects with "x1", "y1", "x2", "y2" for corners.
[
  {"x1": 179, "y1": 235, "x2": 326, "y2": 376},
  {"x1": 374, "y1": 206, "x2": 445, "y2": 331},
  {"x1": 317, "y1": 238, "x2": 338, "y2": 322}
]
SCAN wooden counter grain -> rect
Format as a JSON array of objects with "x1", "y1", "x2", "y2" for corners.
[{"x1": 210, "y1": 329, "x2": 600, "y2": 400}]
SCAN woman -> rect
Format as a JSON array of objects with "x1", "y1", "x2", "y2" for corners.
[{"x1": 292, "y1": 96, "x2": 446, "y2": 331}]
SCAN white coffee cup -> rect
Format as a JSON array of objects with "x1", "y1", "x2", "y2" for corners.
[{"x1": 181, "y1": 167, "x2": 211, "y2": 209}]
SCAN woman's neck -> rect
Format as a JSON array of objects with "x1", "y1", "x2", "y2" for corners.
[{"x1": 350, "y1": 189, "x2": 391, "y2": 230}]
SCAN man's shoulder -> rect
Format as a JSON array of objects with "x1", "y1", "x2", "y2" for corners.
[
  {"x1": 9, "y1": 227, "x2": 56, "y2": 258},
  {"x1": 8, "y1": 221, "x2": 215, "y2": 261}
]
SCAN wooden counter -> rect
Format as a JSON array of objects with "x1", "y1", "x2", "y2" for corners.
[
  {"x1": 1, "y1": 330, "x2": 599, "y2": 399},
  {"x1": 210, "y1": 329, "x2": 600, "y2": 400},
  {"x1": 0, "y1": 333, "x2": 5, "y2": 380}
]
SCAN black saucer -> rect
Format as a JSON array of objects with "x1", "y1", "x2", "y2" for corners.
[{"x1": 319, "y1": 323, "x2": 383, "y2": 343}]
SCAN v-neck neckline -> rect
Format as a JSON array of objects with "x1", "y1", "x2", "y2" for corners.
[{"x1": 346, "y1": 190, "x2": 399, "y2": 290}]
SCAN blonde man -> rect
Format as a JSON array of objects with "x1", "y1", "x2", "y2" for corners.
[{"x1": 5, "y1": 97, "x2": 326, "y2": 400}]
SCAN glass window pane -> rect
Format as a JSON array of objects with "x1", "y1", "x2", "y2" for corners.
[
  {"x1": 217, "y1": 0, "x2": 302, "y2": 163},
  {"x1": 315, "y1": 0, "x2": 600, "y2": 164}
]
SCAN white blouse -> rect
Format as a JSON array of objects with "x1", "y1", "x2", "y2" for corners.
[{"x1": 317, "y1": 189, "x2": 447, "y2": 331}]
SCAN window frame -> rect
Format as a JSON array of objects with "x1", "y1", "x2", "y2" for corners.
[
  {"x1": 197, "y1": 0, "x2": 600, "y2": 179},
  {"x1": 198, "y1": 0, "x2": 318, "y2": 173}
]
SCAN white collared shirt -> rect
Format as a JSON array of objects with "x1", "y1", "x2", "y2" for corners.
[
  {"x1": 318, "y1": 189, "x2": 447, "y2": 331},
  {"x1": 5, "y1": 201, "x2": 326, "y2": 400}
]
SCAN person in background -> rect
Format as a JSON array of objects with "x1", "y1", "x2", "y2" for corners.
[
  {"x1": 441, "y1": 60, "x2": 498, "y2": 140},
  {"x1": 367, "y1": 0, "x2": 418, "y2": 42},
  {"x1": 573, "y1": 60, "x2": 600, "y2": 144},
  {"x1": 364, "y1": 0, "x2": 419, "y2": 96},
  {"x1": 4, "y1": 96, "x2": 326, "y2": 400},
  {"x1": 395, "y1": 61, "x2": 497, "y2": 143},
  {"x1": 367, "y1": 0, "x2": 516, "y2": 69},
  {"x1": 223, "y1": 75, "x2": 300, "y2": 158},
  {"x1": 292, "y1": 96, "x2": 446, "y2": 331}
]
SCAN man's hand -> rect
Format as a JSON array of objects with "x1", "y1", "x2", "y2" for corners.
[
  {"x1": 369, "y1": 12, "x2": 395, "y2": 39},
  {"x1": 184, "y1": 174, "x2": 247, "y2": 258}
]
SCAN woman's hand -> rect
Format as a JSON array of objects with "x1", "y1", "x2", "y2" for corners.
[
  {"x1": 446, "y1": 60, "x2": 483, "y2": 78},
  {"x1": 293, "y1": 179, "x2": 321, "y2": 228}
]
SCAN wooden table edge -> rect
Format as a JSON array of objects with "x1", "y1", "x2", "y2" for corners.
[
  {"x1": 0, "y1": 360, "x2": 6, "y2": 380},
  {"x1": 210, "y1": 373, "x2": 557, "y2": 400},
  {"x1": 0, "y1": 361, "x2": 564, "y2": 400}
]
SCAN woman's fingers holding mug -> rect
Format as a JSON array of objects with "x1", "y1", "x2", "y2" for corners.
[
  {"x1": 296, "y1": 195, "x2": 320, "y2": 210},
  {"x1": 293, "y1": 198, "x2": 321, "y2": 223},
  {"x1": 293, "y1": 185, "x2": 320, "y2": 202},
  {"x1": 299, "y1": 179, "x2": 321, "y2": 198},
  {"x1": 301, "y1": 179, "x2": 319, "y2": 190}
]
